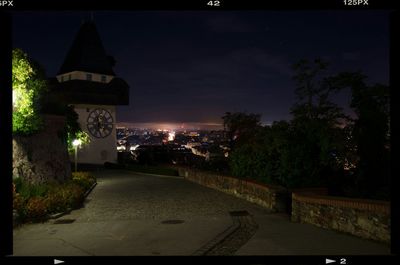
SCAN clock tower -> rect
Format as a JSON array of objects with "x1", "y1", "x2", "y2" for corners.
[{"x1": 49, "y1": 20, "x2": 129, "y2": 165}]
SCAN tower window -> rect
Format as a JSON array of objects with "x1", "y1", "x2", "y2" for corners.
[
  {"x1": 101, "y1": 75, "x2": 107, "y2": 82},
  {"x1": 86, "y1": 73, "x2": 92, "y2": 81}
]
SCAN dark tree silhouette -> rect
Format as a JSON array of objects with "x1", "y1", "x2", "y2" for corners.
[
  {"x1": 329, "y1": 72, "x2": 390, "y2": 198},
  {"x1": 221, "y1": 59, "x2": 389, "y2": 198},
  {"x1": 284, "y1": 59, "x2": 349, "y2": 187},
  {"x1": 222, "y1": 111, "x2": 261, "y2": 149}
]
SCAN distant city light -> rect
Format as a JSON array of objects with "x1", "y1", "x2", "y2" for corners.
[
  {"x1": 116, "y1": 127, "x2": 229, "y2": 160},
  {"x1": 117, "y1": 145, "x2": 126, "y2": 151},
  {"x1": 130, "y1": 145, "x2": 140, "y2": 151},
  {"x1": 189, "y1": 131, "x2": 199, "y2": 137},
  {"x1": 168, "y1": 131, "x2": 175, "y2": 141}
]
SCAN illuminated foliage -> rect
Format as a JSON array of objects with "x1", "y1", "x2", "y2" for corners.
[
  {"x1": 12, "y1": 48, "x2": 47, "y2": 135},
  {"x1": 67, "y1": 130, "x2": 91, "y2": 153},
  {"x1": 64, "y1": 105, "x2": 91, "y2": 153}
]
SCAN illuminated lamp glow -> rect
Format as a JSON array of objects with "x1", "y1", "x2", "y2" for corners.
[{"x1": 72, "y1": 139, "x2": 82, "y2": 147}]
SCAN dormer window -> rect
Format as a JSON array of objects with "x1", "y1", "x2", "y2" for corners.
[
  {"x1": 86, "y1": 73, "x2": 92, "y2": 81},
  {"x1": 101, "y1": 75, "x2": 107, "y2": 83}
]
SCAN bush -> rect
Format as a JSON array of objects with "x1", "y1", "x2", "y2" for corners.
[
  {"x1": 44, "y1": 187, "x2": 68, "y2": 214},
  {"x1": 43, "y1": 183, "x2": 86, "y2": 214},
  {"x1": 25, "y1": 197, "x2": 47, "y2": 221},
  {"x1": 72, "y1": 171, "x2": 96, "y2": 190},
  {"x1": 198, "y1": 157, "x2": 230, "y2": 174},
  {"x1": 62, "y1": 183, "x2": 85, "y2": 208},
  {"x1": 229, "y1": 122, "x2": 290, "y2": 186},
  {"x1": 13, "y1": 183, "x2": 26, "y2": 221},
  {"x1": 13, "y1": 172, "x2": 96, "y2": 223},
  {"x1": 14, "y1": 177, "x2": 49, "y2": 199}
]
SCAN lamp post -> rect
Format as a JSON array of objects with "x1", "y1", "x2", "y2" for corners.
[{"x1": 72, "y1": 139, "x2": 82, "y2": 172}]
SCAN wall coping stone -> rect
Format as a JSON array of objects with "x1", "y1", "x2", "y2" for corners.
[
  {"x1": 292, "y1": 192, "x2": 390, "y2": 214},
  {"x1": 179, "y1": 167, "x2": 286, "y2": 193}
]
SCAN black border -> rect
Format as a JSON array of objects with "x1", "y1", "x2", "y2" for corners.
[
  {"x1": 0, "y1": 0, "x2": 397, "y2": 10},
  {"x1": 0, "y1": 11, "x2": 13, "y2": 258},
  {"x1": 2, "y1": 0, "x2": 399, "y2": 264},
  {"x1": 389, "y1": 10, "x2": 399, "y2": 256},
  {"x1": 2, "y1": 255, "x2": 400, "y2": 264}
]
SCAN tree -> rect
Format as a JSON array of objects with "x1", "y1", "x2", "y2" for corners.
[
  {"x1": 225, "y1": 59, "x2": 390, "y2": 195},
  {"x1": 222, "y1": 112, "x2": 261, "y2": 149},
  {"x1": 291, "y1": 58, "x2": 348, "y2": 126},
  {"x1": 12, "y1": 48, "x2": 47, "y2": 135},
  {"x1": 331, "y1": 72, "x2": 390, "y2": 197},
  {"x1": 286, "y1": 59, "x2": 349, "y2": 187},
  {"x1": 226, "y1": 59, "x2": 350, "y2": 188},
  {"x1": 229, "y1": 120, "x2": 290, "y2": 185}
]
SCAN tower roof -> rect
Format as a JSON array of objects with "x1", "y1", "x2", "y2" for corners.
[
  {"x1": 58, "y1": 21, "x2": 115, "y2": 75},
  {"x1": 47, "y1": 77, "x2": 129, "y2": 106}
]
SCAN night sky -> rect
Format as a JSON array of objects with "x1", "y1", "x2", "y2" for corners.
[{"x1": 12, "y1": 11, "x2": 390, "y2": 129}]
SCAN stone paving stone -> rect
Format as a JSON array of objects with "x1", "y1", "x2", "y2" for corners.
[{"x1": 13, "y1": 169, "x2": 390, "y2": 256}]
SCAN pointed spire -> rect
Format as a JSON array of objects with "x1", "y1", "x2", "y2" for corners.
[{"x1": 58, "y1": 20, "x2": 115, "y2": 75}]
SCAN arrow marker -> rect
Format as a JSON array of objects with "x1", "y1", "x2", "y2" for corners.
[
  {"x1": 54, "y1": 259, "x2": 65, "y2": 264},
  {"x1": 326, "y1": 259, "x2": 336, "y2": 264}
]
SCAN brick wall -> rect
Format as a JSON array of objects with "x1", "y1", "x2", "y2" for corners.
[
  {"x1": 292, "y1": 192, "x2": 390, "y2": 243},
  {"x1": 176, "y1": 167, "x2": 288, "y2": 212}
]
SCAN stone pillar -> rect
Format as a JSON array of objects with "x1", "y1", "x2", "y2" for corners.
[{"x1": 12, "y1": 115, "x2": 72, "y2": 184}]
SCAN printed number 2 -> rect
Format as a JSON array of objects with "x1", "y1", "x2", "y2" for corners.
[
  {"x1": 340, "y1": 258, "x2": 347, "y2": 264},
  {"x1": 207, "y1": 1, "x2": 220, "y2": 6}
]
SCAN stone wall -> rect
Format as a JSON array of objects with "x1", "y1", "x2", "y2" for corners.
[
  {"x1": 291, "y1": 192, "x2": 390, "y2": 243},
  {"x1": 13, "y1": 115, "x2": 72, "y2": 184},
  {"x1": 176, "y1": 167, "x2": 288, "y2": 212}
]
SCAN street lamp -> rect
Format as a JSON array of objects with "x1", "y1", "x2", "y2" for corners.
[{"x1": 72, "y1": 139, "x2": 82, "y2": 172}]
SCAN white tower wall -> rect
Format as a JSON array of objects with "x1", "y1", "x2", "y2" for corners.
[{"x1": 71, "y1": 104, "x2": 117, "y2": 165}]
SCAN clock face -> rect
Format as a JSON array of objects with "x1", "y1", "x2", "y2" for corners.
[{"x1": 87, "y1": 108, "x2": 114, "y2": 138}]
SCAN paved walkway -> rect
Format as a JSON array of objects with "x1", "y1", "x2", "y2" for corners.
[{"x1": 13, "y1": 170, "x2": 390, "y2": 256}]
